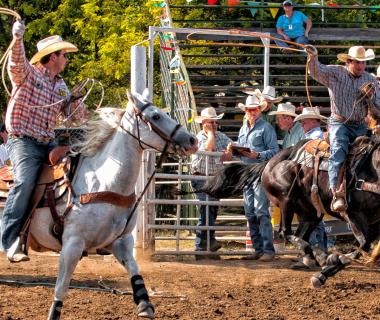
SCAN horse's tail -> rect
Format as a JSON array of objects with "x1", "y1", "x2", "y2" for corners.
[{"x1": 199, "y1": 162, "x2": 268, "y2": 198}]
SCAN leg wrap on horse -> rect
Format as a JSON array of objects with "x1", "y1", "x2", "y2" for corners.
[
  {"x1": 48, "y1": 300, "x2": 63, "y2": 320},
  {"x1": 131, "y1": 275, "x2": 151, "y2": 305},
  {"x1": 310, "y1": 254, "x2": 348, "y2": 288}
]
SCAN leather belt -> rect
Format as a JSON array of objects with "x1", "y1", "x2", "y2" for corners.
[
  {"x1": 332, "y1": 114, "x2": 364, "y2": 126},
  {"x1": 9, "y1": 134, "x2": 52, "y2": 144}
]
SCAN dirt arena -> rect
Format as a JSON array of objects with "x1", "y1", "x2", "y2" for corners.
[{"x1": 0, "y1": 251, "x2": 379, "y2": 320}]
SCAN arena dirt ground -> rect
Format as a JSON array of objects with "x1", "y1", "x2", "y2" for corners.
[{"x1": 0, "y1": 251, "x2": 379, "y2": 320}]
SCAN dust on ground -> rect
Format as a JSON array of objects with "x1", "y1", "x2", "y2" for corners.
[{"x1": 0, "y1": 252, "x2": 379, "y2": 320}]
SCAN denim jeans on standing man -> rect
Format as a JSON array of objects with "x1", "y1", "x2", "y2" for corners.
[
  {"x1": 243, "y1": 181, "x2": 275, "y2": 255},
  {"x1": 1, "y1": 137, "x2": 55, "y2": 250},
  {"x1": 191, "y1": 179, "x2": 218, "y2": 251}
]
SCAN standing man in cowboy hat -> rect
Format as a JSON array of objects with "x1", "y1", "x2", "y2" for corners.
[
  {"x1": 228, "y1": 94, "x2": 279, "y2": 261},
  {"x1": 260, "y1": 86, "x2": 283, "y2": 128},
  {"x1": 191, "y1": 107, "x2": 232, "y2": 258},
  {"x1": 294, "y1": 107, "x2": 327, "y2": 140},
  {"x1": 269, "y1": 102, "x2": 304, "y2": 149},
  {"x1": 305, "y1": 44, "x2": 380, "y2": 212},
  {"x1": 1, "y1": 21, "x2": 87, "y2": 262},
  {"x1": 294, "y1": 107, "x2": 329, "y2": 268},
  {"x1": 244, "y1": 86, "x2": 285, "y2": 139}
]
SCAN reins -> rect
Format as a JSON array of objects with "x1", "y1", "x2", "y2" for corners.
[{"x1": 117, "y1": 103, "x2": 183, "y2": 237}]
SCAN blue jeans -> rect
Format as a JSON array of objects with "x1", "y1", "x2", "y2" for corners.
[
  {"x1": 243, "y1": 182, "x2": 274, "y2": 255},
  {"x1": 328, "y1": 119, "x2": 368, "y2": 189},
  {"x1": 274, "y1": 34, "x2": 309, "y2": 50},
  {"x1": 1, "y1": 137, "x2": 55, "y2": 250},
  {"x1": 191, "y1": 179, "x2": 218, "y2": 250},
  {"x1": 308, "y1": 221, "x2": 327, "y2": 251}
]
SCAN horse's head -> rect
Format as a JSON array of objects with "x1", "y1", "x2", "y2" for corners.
[{"x1": 125, "y1": 91, "x2": 198, "y2": 156}]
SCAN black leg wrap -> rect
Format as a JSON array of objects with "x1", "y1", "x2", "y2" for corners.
[
  {"x1": 131, "y1": 275, "x2": 150, "y2": 305},
  {"x1": 321, "y1": 258, "x2": 346, "y2": 278},
  {"x1": 48, "y1": 300, "x2": 63, "y2": 320}
]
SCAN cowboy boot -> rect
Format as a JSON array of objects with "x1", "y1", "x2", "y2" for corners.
[{"x1": 330, "y1": 189, "x2": 347, "y2": 213}]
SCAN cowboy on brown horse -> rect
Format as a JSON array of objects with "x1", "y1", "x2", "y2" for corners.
[{"x1": 305, "y1": 44, "x2": 380, "y2": 213}]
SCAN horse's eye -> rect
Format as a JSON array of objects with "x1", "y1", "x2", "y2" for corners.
[{"x1": 152, "y1": 114, "x2": 160, "y2": 121}]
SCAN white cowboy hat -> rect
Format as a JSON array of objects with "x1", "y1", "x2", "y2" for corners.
[
  {"x1": 261, "y1": 86, "x2": 283, "y2": 103},
  {"x1": 268, "y1": 102, "x2": 297, "y2": 117},
  {"x1": 30, "y1": 35, "x2": 78, "y2": 64},
  {"x1": 237, "y1": 94, "x2": 267, "y2": 111},
  {"x1": 337, "y1": 46, "x2": 375, "y2": 63},
  {"x1": 194, "y1": 107, "x2": 224, "y2": 123},
  {"x1": 294, "y1": 107, "x2": 327, "y2": 122}
]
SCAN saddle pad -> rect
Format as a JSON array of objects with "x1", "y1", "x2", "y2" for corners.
[
  {"x1": 0, "y1": 165, "x2": 13, "y2": 181},
  {"x1": 291, "y1": 147, "x2": 329, "y2": 171}
]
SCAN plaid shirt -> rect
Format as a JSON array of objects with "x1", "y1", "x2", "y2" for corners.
[
  {"x1": 6, "y1": 38, "x2": 85, "y2": 140},
  {"x1": 309, "y1": 56, "x2": 380, "y2": 123},
  {"x1": 191, "y1": 130, "x2": 232, "y2": 175}
]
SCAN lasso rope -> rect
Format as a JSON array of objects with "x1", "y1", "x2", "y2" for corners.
[
  {"x1": 0, "y1": 8, "x2": 21, "y2": 96},
  {"x1": 0, "y1": 9, "x2": 105, "y2": 125}
]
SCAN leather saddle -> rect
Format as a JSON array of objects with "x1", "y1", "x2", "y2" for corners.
[
  {"x1": 0, "y1": 146, "x2": 73, "y2": 245},
  {"x1": 304, "y1": 139, "x2": 330, "y2": 158}
]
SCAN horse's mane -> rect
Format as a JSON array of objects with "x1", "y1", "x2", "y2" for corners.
[{"x1": 72, "y1": 108, "x2": 125, "y2": 156}]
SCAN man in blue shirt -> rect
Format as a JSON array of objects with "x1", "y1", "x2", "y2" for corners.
[
  {"x1": 269, "y1": 102, "x2": 304, "y2": 149},
  {"x1": 275, "y1": 0, "x2": 312, "y2": 53},
  {"x1": 228, "y1": 94, "x2": 279, "y2": 261}
]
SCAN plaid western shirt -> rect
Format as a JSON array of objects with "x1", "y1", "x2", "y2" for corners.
[
  {"x1": 6, "y1": 38, "x2": 86, "y2": 140},
  {"x1": 191, "y1": 130, "x2": 232, "y2": 175},
  {"x1": 308, "y1": 56, "x2": 380, "y2": 123}
]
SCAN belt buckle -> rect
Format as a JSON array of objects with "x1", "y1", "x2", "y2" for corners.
[{"x1": 355, "y1": 179, "x2": 364, "y2": 191}]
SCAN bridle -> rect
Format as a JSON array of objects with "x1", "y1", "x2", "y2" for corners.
[
  {"x1": 118, "y1": 101, "x2": 183, "y2": 235},
  {"x1": 119, "y1": 102, "x2": 182, "y2": 157}
]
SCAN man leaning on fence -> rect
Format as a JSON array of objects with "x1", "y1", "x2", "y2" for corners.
[{"x1": 191, "y1": 107, "x2": 232, "y2": 259}]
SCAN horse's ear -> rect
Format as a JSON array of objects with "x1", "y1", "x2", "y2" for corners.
[{"x1": 142, "y1": 88, "x2": 150, "y2": 101}]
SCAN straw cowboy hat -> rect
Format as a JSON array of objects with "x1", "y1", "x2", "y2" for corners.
[
  {"x1": 30, "y1": 35, "x2": 78, "y2": 64},
  {"x1": 294, "y1": 107, "x2": 327, "y2": 122},
  {"x1": 237, "y1": 94, "x2": 267, "y2": 111},
  {"x1": 194, "y1": 107, "x2": 224, "y2": 123},
  {"x1": 261, "y1": 86, "x2": 283, "y2": 103},
  {"x1": 337, "y1": 46, "x2": 375, "y2": 63},
  {"x1": 268, "y1": 102, "x2": 298, "y2": 117}
]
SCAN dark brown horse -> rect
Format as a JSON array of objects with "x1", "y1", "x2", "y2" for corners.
[{"x1": 198, "y1": 134, "x2": 380, "y2": 287}]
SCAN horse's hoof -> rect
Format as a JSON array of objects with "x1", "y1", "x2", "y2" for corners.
[
  {"x1": 310, "y1": 276, "x2": 323, "y2": 288},
  {"x1": 310, "y1": 272, "x2": 326, "y2": 288},
  {"x1": 137, "y1": 300, "x2": 154, "y2": 319}
]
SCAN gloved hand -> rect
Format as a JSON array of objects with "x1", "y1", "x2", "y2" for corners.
[
  {"x1": 71, "y1": 80, "x2": 87, "y2": 100},
  {"x1": 304, "y1": 44, "x2": 318, "y2": 57},
  {"x1": 12, "y1": 20, "x2": 25, "y2": 39},
  {"x1": 360, "y1": 82, "x2": 375, "y2": 100},
  {"x1": 65, "y1": 80, "x2": 87, "y2": 104}
]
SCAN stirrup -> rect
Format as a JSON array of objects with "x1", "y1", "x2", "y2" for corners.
[{"x1": 330, "y1": 196, "x2": 347, "y2": 213}]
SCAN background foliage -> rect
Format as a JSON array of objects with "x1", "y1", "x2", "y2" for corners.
[{"x1": 0, "y1": 0, "x2": 158, "y2": 112}]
